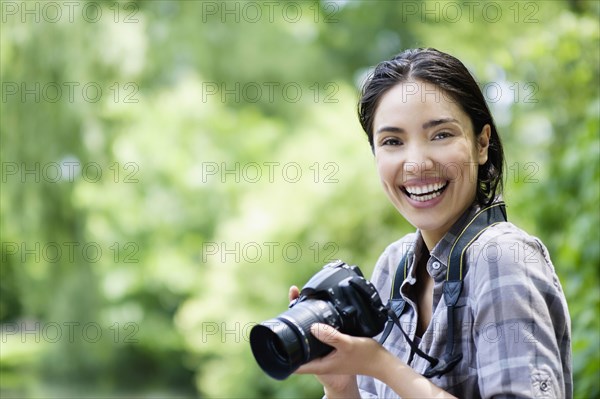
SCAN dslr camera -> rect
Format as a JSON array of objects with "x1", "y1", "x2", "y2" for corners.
[{"x1": 249, "y1": 260, "x2": 388, "y2": 380}]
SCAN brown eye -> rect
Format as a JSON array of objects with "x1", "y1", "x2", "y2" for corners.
[
  {"x1": 382, "y1": 137, "x2": 402, "y2": 146},
  {"x1": 433, "y1": 131, "x2": 453, "y2": 140}
]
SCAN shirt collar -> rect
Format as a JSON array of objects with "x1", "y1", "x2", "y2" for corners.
[{"x1": 414, "y1": 202, "x2": 482, "y2": 282}]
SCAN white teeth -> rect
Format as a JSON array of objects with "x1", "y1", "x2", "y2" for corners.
[
  {"x1": 411, "y1": 191, "x2": 440, "y2": 202},
  {"x1": 404, "y1": 182, "x2": 445, "y2": 195},
  {"x1": 403, "y1": 182, "x2": 447, "y2": 202}
]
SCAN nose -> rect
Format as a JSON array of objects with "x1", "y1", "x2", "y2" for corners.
[{"x1": 402, "y1": 142, "x2": 435, "y2": 176}]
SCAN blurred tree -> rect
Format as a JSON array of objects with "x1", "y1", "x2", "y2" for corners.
[{"x1": 1, "y1": 0, "x2": 598, "y2": 398}]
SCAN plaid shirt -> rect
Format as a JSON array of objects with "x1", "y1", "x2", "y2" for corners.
[{"x1": 358, "y1": 205, "x2": 572, "y2": 398}]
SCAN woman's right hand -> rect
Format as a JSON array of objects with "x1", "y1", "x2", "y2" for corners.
[{"x1": 288, "y1": 286, "x2": 359, "y2": 398}]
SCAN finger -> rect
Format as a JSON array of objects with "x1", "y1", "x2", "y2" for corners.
[
  {"x1": 310, "y1": 323, "x2": 346, "y2": 347},
  {"x1": 294, "y1": 355, "x2": 332, "y2": 375},
  {"x1": 288, "y1": 285, "x2": 300, "y2": 302}
]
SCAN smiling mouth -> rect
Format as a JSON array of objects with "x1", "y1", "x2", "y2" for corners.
[{"x1": 401, "y1": 181, "x2": 449, "y2": 202}]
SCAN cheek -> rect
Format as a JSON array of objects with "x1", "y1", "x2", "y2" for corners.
[
  {"x1": 449, "y1": 163, "x2": 479, "y2": 187},
  {"x1": 437, "y1": 143, "x2": 478, "y2": 182},
  {"x1": 375, "y1": 154, "x2": 397, "y2": 183},
  {"x1": 442, "y1": 162, "x2": 463, "y2": 181}
]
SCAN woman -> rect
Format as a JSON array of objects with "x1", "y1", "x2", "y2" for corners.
[{"x1": 289, "y1": 48, "x2": 572, "y2": 398}]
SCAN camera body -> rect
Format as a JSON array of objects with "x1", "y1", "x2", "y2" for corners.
[
  {"x1": 295, "y1": 260, "x2": 388, "y2": 337},
  {"x1": 250, "y1": 260, "x2": 388, "y2": 380}
]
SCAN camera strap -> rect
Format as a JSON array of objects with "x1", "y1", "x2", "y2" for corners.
[{"x1": 378, "y1": 202, "x2": 507, "y2": 378}]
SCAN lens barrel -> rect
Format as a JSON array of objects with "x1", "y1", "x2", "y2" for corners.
[{"x1": 249, "y1": 299, "x2": 340, "y2": 380}]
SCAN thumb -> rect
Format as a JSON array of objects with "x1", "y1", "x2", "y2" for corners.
[
  {"x1": 288, "y1": 285, "x2": 300, "y2": 302},
  {"x1": 310, "y1": 323, "x2": 343, "y2": 346}
]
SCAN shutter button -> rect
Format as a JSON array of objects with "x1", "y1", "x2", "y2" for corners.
[{"x1": 432, "y1": 261, "x2": 441, "y2": 270}]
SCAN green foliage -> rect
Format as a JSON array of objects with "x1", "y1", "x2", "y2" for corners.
[{"x1": 1, "y1": 1, "x2": 598, "y2": 398}]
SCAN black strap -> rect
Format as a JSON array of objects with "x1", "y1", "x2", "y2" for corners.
[
  {"x1": 378, "y1": 252, "x2": 409, "y2": 344},
  {"x1": 446, "y1": 202, "x2": 507, "y2": 282},
  {"x1": 379, "y1": 202, "x2": 507, "y2": 378}
]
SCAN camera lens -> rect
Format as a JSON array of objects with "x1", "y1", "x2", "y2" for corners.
[
  {"x1": 250, "y1": 299, "x2": 340, "y2": 380},
  {"x1": 269, "y1": 335, "x2": 289, "y2": 363},
  {"x1": 250, "y1": 320, "x2": 301, "y2": 380}
]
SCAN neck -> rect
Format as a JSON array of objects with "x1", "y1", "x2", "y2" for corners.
[
  {"x1": 421, "y1": 230, "x2": 443, "y2": 252},
  {"x1": 421, "y1": 200, "x2": 478, "y2": 250}
]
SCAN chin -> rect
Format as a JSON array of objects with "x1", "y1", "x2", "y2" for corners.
[{"x1": 409, "y1": 217, "x2": 446, "y2": 233}]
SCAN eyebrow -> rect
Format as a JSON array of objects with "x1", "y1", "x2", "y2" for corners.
[
  {"x1": 375, "y1": 118, "x2": 459, "y2": 135},
  {"x1": 375, "y1": 126, "x2": 405, "y2": 135},
  {"x1": 422, "y1": 118, "x2": 459, "y2": 130}
]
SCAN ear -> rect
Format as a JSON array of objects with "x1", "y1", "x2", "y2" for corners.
[{"x1": 477, "y1": 124, "x2": 491, "y2": 165}]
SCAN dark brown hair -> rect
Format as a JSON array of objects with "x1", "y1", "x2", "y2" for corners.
[{"x1": 357, "y1": 48, "x2": 504, "y2": 207}]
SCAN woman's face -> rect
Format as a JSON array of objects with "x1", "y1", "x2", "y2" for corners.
[{"x1": 373, "y1": 80, "x2": 490, "y2": 249}]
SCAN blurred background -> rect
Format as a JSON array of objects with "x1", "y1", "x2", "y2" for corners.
[{"x1": 1, "y1": 0, "x2": 598, "y2": 398}]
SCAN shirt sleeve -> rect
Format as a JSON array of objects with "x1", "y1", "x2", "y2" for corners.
[
  {"x1": 357, "y1": 375, "x2": 379, "y2": 399},
  {"x1": 470, "y1": 229, "x2": 572, "y2": 398}
]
